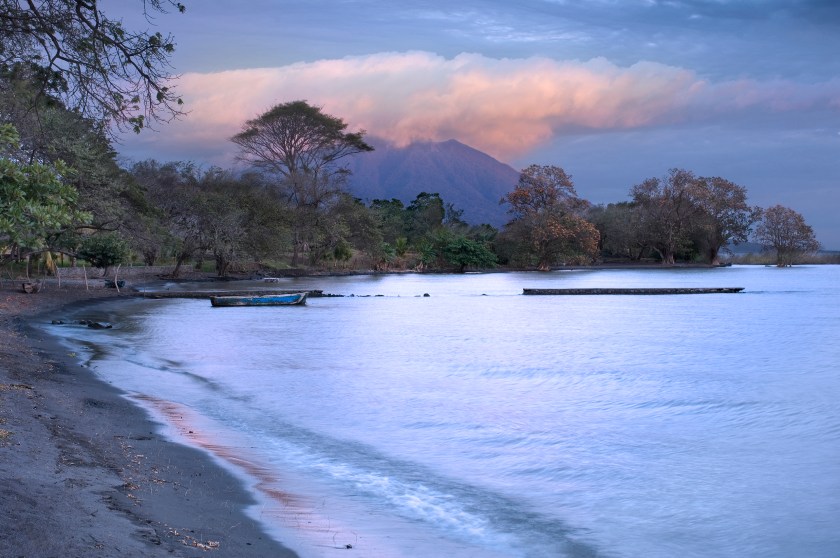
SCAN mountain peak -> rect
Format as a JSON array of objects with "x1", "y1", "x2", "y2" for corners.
[{"x1": 346, "y1": 138, "x2": 518, "y2": 226}]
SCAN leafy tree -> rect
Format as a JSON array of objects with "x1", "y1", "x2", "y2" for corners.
[
  {"x1": 1, "y1": 0, "x2": 185, "y2": 131},
  {"x1": 0, "y1": 123, "x2": 89, "y2": 264},
  {"x1": 76, "y1": 232, "x2": 130, "y2": 274},
  {"x1": 690, "y1": 177, "x2": 760, "y2": 265},
  {"x1": 332, "y1": 194, "x2": 382, "y2": 265},
  {"x1": 405, "y1": 192, "x2": 445, "y2": 244},
  {"x1": 370, "y1": 198, "x2": 407, "y2": 245},
  {"x1": 129, "y1": 160, "x2": 205, "y2": 277},
  {"x1": 501, "y1": 164, "x2": 599, "y2": 270},
  {"x1": 588, "y1": 202, "x2": 647, "y2": 260},
  {"x1": 631, "y1": 168, "x2": 702, "y2": 265},
  {"x1": 230, "y1": 100, "x2": 373, "y2": 264},
  {"x1": 234, "y1": 173, "x2": 292, "y2": 266},
  {"x1": 2, "y1": 73, "x2": 143, "y2": 232},
  {"x1": 194, "y1": 168, "x2": 249, "y2": 277},
  {"x1": 754, "y1": 205, "x2": 820, "y2": 266},
  {"x1": 441, "y1": 235, "x2": 497, "y2": 272}
]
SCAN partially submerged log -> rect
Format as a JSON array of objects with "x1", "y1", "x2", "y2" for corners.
[{"x1": 523, "y1": 287, "x2": 744, "y2": 295}]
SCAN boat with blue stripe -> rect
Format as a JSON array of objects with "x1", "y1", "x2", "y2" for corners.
[{"x1": 210, "y1": 292, "x2": 308, "y2": 307}]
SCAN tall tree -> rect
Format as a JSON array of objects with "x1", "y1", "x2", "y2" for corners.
[
  {"x1": 691, "y1": 177, "x2": 760, "y2": 265},
  {"x1": 0, "y1": 0, "x2": 185, "y2": 132},
  {"x1": 501, "y1": 164, "x2": 599, "y2": 270},
  {"x1": 631, "y1": 168, "x2": 702, "y2": 265},
  {"x1": 230, "y1": 100, "x2": 373, "y2": 265},
  {"x1": 754, "y1": 205, "x2": 820, "y2": 267}
]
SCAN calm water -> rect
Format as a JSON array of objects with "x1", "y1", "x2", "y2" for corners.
[{"x1": 47, "y1": 266, "x2": 840, "y2": 557}]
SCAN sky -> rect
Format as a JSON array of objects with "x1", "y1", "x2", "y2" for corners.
[{"x1": 112, "y1": 0, "x2": 840, "y2": 248}]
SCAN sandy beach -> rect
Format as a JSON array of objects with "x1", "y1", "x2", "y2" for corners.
[{"x1": 0, "y1": 276, "x2": 298, "y2": 557}]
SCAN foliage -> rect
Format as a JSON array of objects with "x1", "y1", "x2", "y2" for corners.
[
  {"x1": 753, "y1": 205, "x2": 820, "y2": 266},
  {"x1": 1, "y1": 73, "x2": 144, "y2": 232},
  {"x1": 370, "y1": 198, "x2": 407, "y2": 245},
  {"x1": 588, "y1": 202, "x2": 647, "y2": 260},
  {"x1": 0, "y1": 0, "x2": 185, "y2": 132},
  {"x1": 501, "y1": 164, "x2": 599, "y2": 270},
  {"x1": 441, "y1": 235, "x2": 497, "y2": 272},
  {"x1": 231, "y1": 100, "x2": 373, "y2": 180},
  {"x1": 630, "y1": 168, "x2": 703, "y2": 265},
  {"x1": 689, "y1": 176, "x2": 760, "y2": 265},
  {"x1": 0, "y1": 123, "x2": 89, "y2": 259},
  {"x1": 77, "y1": 232, "x2": 130, "y2": 272},
  {"x1": 230, "y1": 100, "x2": 373, "y2": 265},
  {"x1": 405, "y1": 192, "x2": 445, "y2": 243}
]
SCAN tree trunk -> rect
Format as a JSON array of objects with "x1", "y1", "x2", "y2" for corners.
[
  {"x1": 708, "y1": 246, "x2": 721, "y2": 266},
  {"x1": 660, "y1": 250, "x2": 675, "y2": 265},
  {"x1": 171, "y1": 253, "x2": 188, "y2": 278}
]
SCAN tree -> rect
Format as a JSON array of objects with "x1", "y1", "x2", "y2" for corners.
[
  {"x1": 76, "y1": 232, "x2": 129, "y2": 274},
  {"x1": 501, "y1": 164, "x2": 599, "y2": 270},
  {"x1": 441, "y1": 235, "x2": 497, "y2": 272},
  {"x1": 332, "y1": 194, "x2": 382, "y2": 265},
  {"x1": 690, "y1": 177, "x2": 760, "y2": 265},
  {"x1": 630, "y1": 168, "x2": 702, "y2": 265},
  {"x1": 754, "y1": 205, "x2": 820, "y2": 266},
  {"x1": 405, "y1": 192, "x2": 445, "y2": 244},
  {"x1": 230, "y1": 100, "x2": 373, "y2": 265},
  {"x1": 129, "y1": 160, "x2": 204, "y2": 277},
  {"x1": 369, "y1": 198, "x2": 407, "y2": 246},
  {"x1": 1, "y1": 73, "x2": 144, "y2": 232},
  {"x1": 193, "y1": 168, "x2": 250, "y2": 277},
  {"x1": 0, "y1": 123, "x2": 89, "y2": 265},
  {"x1": 588, "y1": 202, "x2": 647, "y2": 260},
  {"x1": 1, "y1": 0, "x2": 185, "y2": 132}
]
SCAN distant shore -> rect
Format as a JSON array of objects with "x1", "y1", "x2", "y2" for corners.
[{"x1": 0, "y1": 276, "x2": 298, "y2": 557}]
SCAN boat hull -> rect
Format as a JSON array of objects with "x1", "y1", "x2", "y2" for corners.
[{"x1": 210, "y1": 292, "x2": 308, "y2": 307}]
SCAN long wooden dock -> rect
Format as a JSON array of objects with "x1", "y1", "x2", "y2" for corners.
[{"x1": 523, "y1": 287, "x2": 744, "y2": 295}]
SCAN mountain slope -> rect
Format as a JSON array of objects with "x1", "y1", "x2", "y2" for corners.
[{"x1": 345, "y1": 138, "x2": 519, "y2": 227}]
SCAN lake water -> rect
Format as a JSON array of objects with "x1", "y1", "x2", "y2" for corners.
[{"x1": 46, "y1": 266, "x2": 840, "y2": 557}]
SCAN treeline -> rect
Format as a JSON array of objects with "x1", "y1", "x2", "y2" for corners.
[
  {"x1": 1, "y1": 78, "x2": 822, "y2": 276},
  {"x1": 124, "y1": 162, "x2": 498, "y2": 275},
  {"x1": 0, "y1": 2, "x2": 826, "y2": 279}
]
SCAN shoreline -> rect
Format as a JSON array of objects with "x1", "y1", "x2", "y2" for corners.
[{"x1": 0, "y1": 279, "x2": 298, "y2": 557}]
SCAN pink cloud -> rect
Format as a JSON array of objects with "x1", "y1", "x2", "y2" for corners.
[{"x1": 121, "y1": 52, "x2": 840, "y2": 165}]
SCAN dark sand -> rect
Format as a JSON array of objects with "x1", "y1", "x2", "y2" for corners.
[{"x1": 0, "y1": 277, "x2": 298, "y2": 557}]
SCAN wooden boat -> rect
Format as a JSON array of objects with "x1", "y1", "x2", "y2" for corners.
[{"x1": 210, "y1": 292, "x2": 308, "y2": 307}]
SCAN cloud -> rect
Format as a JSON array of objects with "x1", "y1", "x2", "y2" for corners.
[{"x1": 125, "y1": 51, "x2": 840, "y2": 164}]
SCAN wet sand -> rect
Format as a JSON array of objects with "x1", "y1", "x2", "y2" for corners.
[{"x1": 0, "y1": 277, "x2": 298, "y2": 557}]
